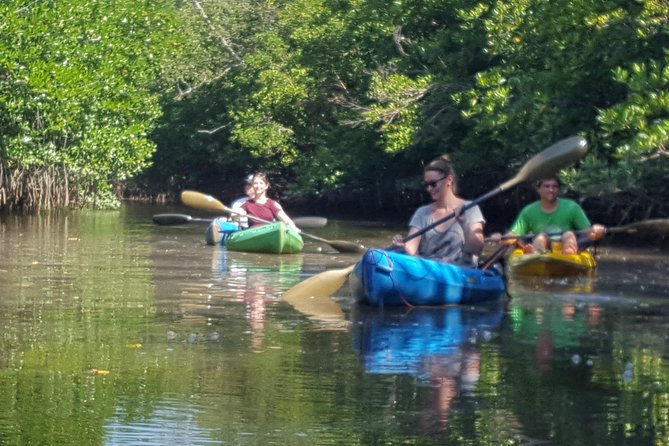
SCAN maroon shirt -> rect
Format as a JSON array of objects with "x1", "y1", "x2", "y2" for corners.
[{"x1": 241, "y1": 199, "x2": 283, "y2": 227}]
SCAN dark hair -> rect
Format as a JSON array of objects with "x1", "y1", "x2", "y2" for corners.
[
  {"x1": 425, "y1": 154, "x2": 457, "y2": 193},
  {"x1": 535, "y1": 176, "x2": 561, "y2": 188}
]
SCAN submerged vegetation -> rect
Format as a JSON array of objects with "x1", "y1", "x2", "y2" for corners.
[{"x1": 1, "y1": 0, "x2": 668, "y2": 221}]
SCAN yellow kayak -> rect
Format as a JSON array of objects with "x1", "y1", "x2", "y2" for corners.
[{"x1": 508, "y1": 247, "x2": 596, "y2": 277}]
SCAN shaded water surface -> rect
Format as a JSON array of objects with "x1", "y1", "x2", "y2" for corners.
[{"x1": 0, "y1": 205, "x2": 668, "y2": 445}]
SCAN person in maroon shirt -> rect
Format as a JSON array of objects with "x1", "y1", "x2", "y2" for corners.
[{"x1": 239, "y1": 172, "x2": 300, "y2": 231}]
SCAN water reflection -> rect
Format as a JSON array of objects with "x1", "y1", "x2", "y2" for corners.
[
  {"x1": 507, "y1": 292, "x2": 610, "y2": 375},
  {"x1": 351, "y1": 304, "x2": 504, "y2": 375},
  {"x1": 497, "y1": 288, "x2": 669, "y2": 444},
  {"x1": 212, "y1": 249, "x2": 303, "y2": 350},
  {"x1": 105, "y1": 398, "x2": 223, "y2": 445},
  {"x1": 350, "y1": 303, "x2": 504, "y2": 431},
  {"x1": 1, "y1": 206, "x2": 669, "y2": 445}
]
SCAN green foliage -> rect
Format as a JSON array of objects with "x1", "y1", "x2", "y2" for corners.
[
  {"x1": 7, "y1": 0, "x2": 665, "y2": 216},
  {"x1": 364, "y1": 73, "x2": 432, "y2": 153},
  {"x1": 575, "y1": 54, "x2": 669, "y2": 205},
  {"x1": 0, "y1": 0, "x2": 181, "y2": 208},
  {"x1": 599, "y1": 60, "x2": 669, "y2": 161},
  {"x1": 228, "y1": 34, "x2": 311, "y2": 164}
]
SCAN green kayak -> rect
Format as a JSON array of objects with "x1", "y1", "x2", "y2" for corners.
[{"x1": 206, "y1": 219, "x2": 304, "y2": 254}]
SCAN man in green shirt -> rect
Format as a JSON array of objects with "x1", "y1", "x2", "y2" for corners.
[{"x1": 493, "y1": 176, "x2": 606, "y2": 254}]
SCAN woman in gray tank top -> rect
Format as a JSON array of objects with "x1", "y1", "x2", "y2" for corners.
[{"x1": 392, "y1": 154, "x2": 485, "y2": 266}]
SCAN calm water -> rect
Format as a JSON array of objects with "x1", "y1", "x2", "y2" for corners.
[{"x1": 1, "y1": 204, "x2": 668, "y2": 445}]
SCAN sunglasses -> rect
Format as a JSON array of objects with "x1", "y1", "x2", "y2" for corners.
[{"x1": 423, "y1": 176, "x2": 447, "y2": 189}]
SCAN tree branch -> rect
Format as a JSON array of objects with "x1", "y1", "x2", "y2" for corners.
[
  {"x1": 192, "y1": 0, "x2": 243, "y2": 66},
  {"x1": 392, "y1": 25, "x2": 410, "y2": 57},
  {"x1": 197, "y1": 123, "x2": 230, "y2": 134}
]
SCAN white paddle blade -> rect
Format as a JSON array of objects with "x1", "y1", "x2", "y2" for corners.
[
  {"x1": 293, "y1": 216, "x2": 328, "y2": 228},
  {"x1": 500, "y1": 136, "x2": 588, "y2": 191}
]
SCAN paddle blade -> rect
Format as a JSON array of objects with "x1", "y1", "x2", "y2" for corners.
[
  {"x1": 299, "y1": 232, "x2": 366, "y2": 253},
  {"x1": 181, "y1": 191, "x2": 228, "y2": 213},
  {"x1": 153, "y1": 214, "x2": 193, "y2": 225},
  {"x1": 281, "y1": 289, "x2": 347, "y2": 329},
  {"x1": 500, "y1": 136, "x2": 588, "y2": 191},
  {"x1": 326, "y1": 240, "x2": 367, "y2": 254},
  {"x1": 293, "y1": 216, "x2": 328, "y2": 228},
  {"x1": 282, "y1": 264, "x2": 355, "y2": 301},
  {"x1": 610, "y1": 219, "x2": 669, "y2": 235}
]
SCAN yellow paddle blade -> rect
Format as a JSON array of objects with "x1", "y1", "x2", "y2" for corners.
[
  {"x1": 180, "y1": 190, "x2": 228, "y2": 213},
  {"x1": 282, "y1": 264, "x2": 355, "y2": 302},
  {"x1": 281, "y1": 289, "x2": 348, "y2": 329}
]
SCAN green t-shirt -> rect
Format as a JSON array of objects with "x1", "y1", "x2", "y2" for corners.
[{"x1": 510, "y1": 198, "x2": 591, "y2": 236}]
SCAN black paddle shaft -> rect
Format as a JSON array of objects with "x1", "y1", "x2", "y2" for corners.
[{"x1": 153, "y1": 214, "x2": 211, "y2": 225}]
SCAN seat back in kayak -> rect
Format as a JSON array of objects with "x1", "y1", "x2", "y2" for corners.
[{"x1": 205, "y1": 218, "x2": 240, "y2": 246}]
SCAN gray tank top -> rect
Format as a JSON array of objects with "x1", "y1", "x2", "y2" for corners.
[{"x1": 408, "y1": 202, "x2": 484, "y2": 265}]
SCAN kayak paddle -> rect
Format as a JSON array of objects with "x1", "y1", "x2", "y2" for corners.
[
  {"x1": 487, "y1": 218, "x2": 669, "y2": 243},
  {"x1": 152, "y1": 212, "x2": 328, "y2": 228},
  {"x1": 281, "y1": 279, "x2": 349, "y2": 327},
  {"x1": 180, "y1": 191, "x2": 365, "y2": 253},
  {"x1": 153, "y1": 213, "x2": 212, "y2": 225},
  {"x1": 281, "y1": 135, "x2": 589, "y2": 301},
  {"x1": 604, "y1": 218, "x2": 669, "y2": 236},
  {"x1": 293, "y1": 216, "x2": 328, "y2": 228}
]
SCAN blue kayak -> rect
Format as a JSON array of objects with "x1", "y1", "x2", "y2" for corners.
[{"x1": 350, "y1": 249, "x2": 507, "y2": 307}]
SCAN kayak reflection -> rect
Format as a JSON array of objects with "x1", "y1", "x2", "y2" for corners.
[
  {"x1": 351, "y1": 303, "x2": 505, "y2": 431},
  {"x1": 211, "y1": 247, "x2": 303, "y2": 290},
  {"x1": 211, "y1": 248, "x2": 304, "y2": 349},
  {"x1": 351, "y1": 303, "x2": 505, "y2": 376}
]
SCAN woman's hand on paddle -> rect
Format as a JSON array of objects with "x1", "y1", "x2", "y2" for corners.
[
  {"x1": 394, "y1": 228, "x2": 420, "y2": 255},
  {"x1": 391, "y1": 234, "x2": 405, "y2": 248}
]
